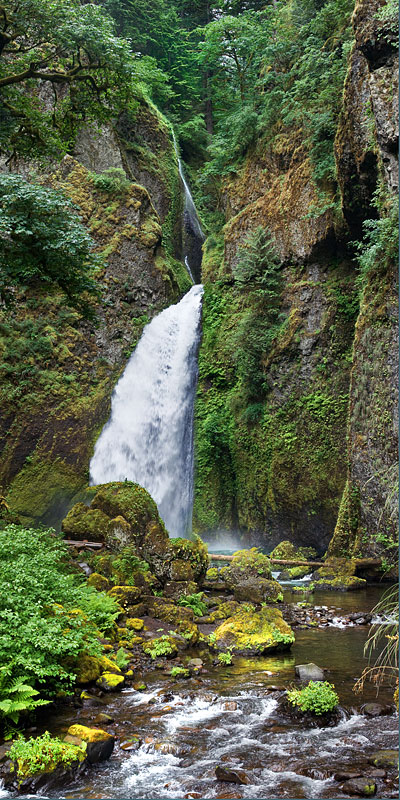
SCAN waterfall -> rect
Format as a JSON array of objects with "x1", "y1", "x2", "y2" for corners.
[
  {"x1": 89, "y1": 285, "x2": 204, "y2": 538},
  {"x1": 173, "y1": 134, "x2": 205, "y2": 283}
]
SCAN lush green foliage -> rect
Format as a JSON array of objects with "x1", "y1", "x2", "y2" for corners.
[
  {"x1": 89, "y1": 168, "x2": 132, "y2": 195},
  {"x1": 0, "y1": 0, "x2": 135, "y2": 159},
  {"x1": 177, "y1": 592, "x2": 208, "y2": 617},
  {"x1": 0, "y1": 666, "x2": 50, "y2": 731},
  {"x1": 355, "y1": 192, "x2": 399, "y2": 289},
  {"x1": 144, "y1": 635, "x2": 176, "y2": 659},
  {"x1": 0, "y1": 524, "x2": 119, "y2": 694},
  {"x1": 287, "y1": 681, "x2": 339, "y2": 714},
  {"x1": 115, "y1": 647, "x2": 130, "y2": 670},
  {"x1": 0, "y1": 174, "x2": 100, "y2": 317},
  {"x1": 217, "y1": 651, "x2": 233, "y2": 665},
  {"x1": 8, "y1": 731, "x2": 84, "y2": 778}
]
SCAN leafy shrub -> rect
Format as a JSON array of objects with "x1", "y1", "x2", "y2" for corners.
[
  {"x1": 8, "y1": 731, "x2": 85, "y2": 778},
  {"x1": 217, "y1": 651, "x2": 232, "y2": 665},
  {"x1": 0, "y1": 525, "x2": 119, "y2": 695},
  {"x1": 0, "y1": 175, "x2": 101, "y2": 318},
  {"x1": 110, "y1": 547, "x2": 150, "y2": 583},
  {"x1": 143, "y1": 636, "x2": 176, "y2": 659},
  {"x1": 170, "y1": 666, "x2": 190, "y2": 678},
  {"x1": 177, "y1": 593, "x2": 208, "y2": 617},
  {"x1": 286, "y1": 681, "x2": 339, "y2": 715},
  {"x1": 90, "y1": 167, "x2": 131, "y2": 195},
  {"x1": 115, "y1": 647, "x2": 130, "y2": 670}
]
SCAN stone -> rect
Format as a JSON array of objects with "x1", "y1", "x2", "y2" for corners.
[
  {"x1": 120, "y1": 736, "x2": 141, "y2": 752},
  {"x1": 87, "y1": 572, "x2": 110, "y2": 592},
  {"x1": 96, "y1": 672, "x2": 125, "y2": 691},
  {"x1": 361, "y1": 703, "x2": 387, "y2": 717},
  {"x1": 79, "y1": 691, "x2": 105, "y2": 706},
  {"x1": 215, "y1": 766, "x2": 251, "y2": 785},
  {"x1": 341, "y1": 778, "x2": 376, "y2": 796},
  {"x1": 368, "y1": 750, "x2": 398, "y2": 769},
  {"x1": 94, "y1": 712, "x2": 114, "y2": 725},
  {"x1": 74, "y1": 653, "x2": 103, "y2": 685},
  {"x1": 334, "y1": 772, "x2": 363, "y2": 781},
  {"x1": 67, "y1": 725, "x2": 114, "y2": 764},
  {"x1": 107, "y1": 585, "x2": 142, "y2": 607},
  {"x1": 213, "y1": 606, "x2": 294, "y2": 655},
  {"x1": 295, "y1": 663, "x2": 325, "y2": 682}
]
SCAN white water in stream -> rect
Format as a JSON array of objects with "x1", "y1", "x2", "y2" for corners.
[{"x1": 90, "y1": 285, "x2": 203, "y2": 537}]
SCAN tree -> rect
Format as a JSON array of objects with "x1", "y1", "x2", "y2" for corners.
[
  {"x1": 0, "y1": 0, "x2": 134, "y2": 159},
  {"x1": 0, "y1": 174, "x2": 101, "y2": 318}
]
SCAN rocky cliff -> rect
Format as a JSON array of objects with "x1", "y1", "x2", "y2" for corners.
[
  {"x1": 0, "y1": 96, "x2": 189, "y2": 526},
  {"x1": 194, "y1": 0, "x2": 398, "y2": 560}
]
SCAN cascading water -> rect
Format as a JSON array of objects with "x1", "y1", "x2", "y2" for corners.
[
  {"x1": 90, "y1": 285, "x2": 203, "y2": 537},
  {"x1": 173, "y1": 134, "x2": 205, "y2": 283},
  {"x1": 90, "y1": 138, "x2": 206, "y2": 536}
]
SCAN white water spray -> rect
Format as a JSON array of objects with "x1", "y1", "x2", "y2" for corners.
[
  {"x1": 90, "y1": 285, "x2": 204, "y2": 537},
  {"x1": 173, "y1": 134, "x2": 205, "y2": 282}
]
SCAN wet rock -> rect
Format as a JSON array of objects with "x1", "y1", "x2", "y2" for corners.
[
  {"x1": 94, "y1": 712, "x2": 114, "y2": 725},
  {"x1": 215, "y1": 766, "x2": 251, "y2": 784},
  {"x1": 367, "y1": 769, "x2": 387, "y2": 778},
  {"x1": 213, "y1": 606, "x2": 294, "y2": 655},
  {"x1": 368, "y1": 750, "x2": 398, "y2": 769},
  {"x1": 341, "y1": 778, "x2": 376, "y2": 796},
  {"x1": 67, "y1": 724, "x2": 115, "y2": 764},
  {"x1": 334, "y1": 771, "x2": 364, "y2": 781},
  {"x1": 295, "y1": 663, "x2": 325, "y2": 681},
  {"x1": 120, "y1": 736, "x2": 141, "y2": 752},
  {"x1": 222, "y1": 701, "x2": 238, "y2": 711},
  {"x1": 155, "y1": 741, "x2": 191, "y2": 756},
  {"x1": 361, "y1": 703, "x2": 387, "y2": 717},
  {"x1": 79, "y1": 691, "x2": 106, "y2": 707},
  {"x1": 96, "y1": 672, "x2": 125, "y2": 691},
  {"x1": 188, "y1": 658, "x2": 203, "y2": 668},
  {"x1": 349, "y1": 611, "x2": 372, "y2": 623}
]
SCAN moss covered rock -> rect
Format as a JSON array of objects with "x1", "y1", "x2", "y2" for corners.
[
  {"x1": 220, "y1": 548, "x2": 282, "y2": 602},
  {"x1": 142, "y1": 635, "x2": 179, "y2": 660},
  {"x1": 74, "y1": 653, "x2": 103, "y2": 685},
  {"x1": 87, "y1": 572, "x2": 111, "y2": 592},
  {"x1": 213, "y1": 606, "x2": 295, "y2": 655},
  {"x1": 62, "y1": 504, "x2": 110, "y2": 542},
  {"x1": 96, "y1": 672, "x2": 125, "y2": 691},
  {"x1": 164, "y1": 536, "x2": 209, "y2": 585},
  {"x1": 107, "y1": 585, "x2": 142, "y2": 607},
  {"x1": 67, "y1": 724, "x2": 114, "y2": 763},
  {"x1": 313, "y1": 576, "x2": 367, "y2": 591}
]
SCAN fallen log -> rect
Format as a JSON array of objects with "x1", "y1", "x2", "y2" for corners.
[
  {"x1": 64, "y1": 539, "x2": 104, "y2": 550},
  {"x1": 209, "y1": 554, "x2": 324, "y2": 567}
]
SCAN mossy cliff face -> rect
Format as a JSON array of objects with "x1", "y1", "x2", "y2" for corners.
[
  {"x1": 0, "y1": 103, "x2": 189, "y2": 526},
  {"x1": 328, "y1": 0, "x2": 398, "y2": 562},
  {"x1": 194, "y1": 262, "x2": 357, "y2": 553},
  {"x1": 194, "y1": 0, "x2": 397, "y2": 559}
]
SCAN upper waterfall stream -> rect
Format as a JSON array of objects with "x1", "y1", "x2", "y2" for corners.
[{"x1": 90, "y1": 285, "x2": 203, "y2": 537}]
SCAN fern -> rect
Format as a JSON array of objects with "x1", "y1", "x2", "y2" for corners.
[{"x1": 0, "y1": 666, "x2": 50, "y2": 728}]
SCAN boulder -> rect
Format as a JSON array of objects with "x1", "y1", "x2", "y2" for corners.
[
  {"x1": 295, "y1": 663, "x2": 325, "y2": 682},
  {"x1": 361, "y1": 703, "x2": 387, "y2": 717},
  {"x1": 313, "y1": 576, "x2": 367, "y2": 591},
  {"x1": 74, "y1": 653, "x2": 103, "y2": 685},
  {"x1": 96, "y1": 672, "x2": 125, "y2": 691},
  {"x1": 213, "y1": 606, "x2": 294, "y2": 655},
  {"x1": 67, "y1": 725, "x2": 114, "y2": 764},
  {"x1": 340, "y1": 778, "x2": 376, "y2": 796},
  {"x1": 215, "y1": 766, "x2": 250, "y2": 785},
  {"x1": 219, "y1": 548, "x2": 282, "y2": 603},
  {"x1": 87, "y1": 572, "x2": 111, "y2": 592},
  {"x1": 107, "y1": 585, "x2": 142, "y2": 607},
  {"x1": 62, "y1": 482, "x2": 170, "y2": 576},
  {"x1": 368, "y1": 750, "x2": 398, "y2": 769}
]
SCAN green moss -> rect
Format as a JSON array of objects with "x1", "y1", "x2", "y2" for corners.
[
  {"x1": 87, "y1": 573, "x2": 111, "y2": 592},
  {"x1": 96, "y1": 671, "x2": 125, "y2": 690},
  {"x1": 74, "y1": 653, "x2": 103, "y2": 685},
  {"x1": 213, "y1": 606, "x2": 294, "y2": 654},
  {"x1": 68, "y1": 724, "x2": 113, "y2": 743},
  {"x1": 313, "y1": 575, "x2": 366, "y2": 591}
]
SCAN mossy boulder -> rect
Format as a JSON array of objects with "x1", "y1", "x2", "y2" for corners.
[
  {"x1": 107, "y1": 585, "x2": 142, "y2": 607},
  {"x1": 62, "y1": 503, "x2": 110, "y2": 542},
  {"x1": 213, "y1": 606, "x2": 295, "y2": 655},
  {"x1": 126, "y1": 618, "x2": 144, "y2": 631},
  {"x1": 313, "y1": 576, "x2": 367, "y2": 591},
  {"x1": 96, "y1": 672, "x2": 125, "y2": 691},
  {"x1": 207, "y1": 601, "x2": 241, "y2": 623},
  {"x1": 99, "y1": 655, "x2": 122, "y2": 675},
  {"x1": 163, "y1": 580, "x2": 198, "y2": 600},
  {"x1": 312, "y1": 557, "x2": 366, "y2": 590},
  {"x1": 163, "y1": 536, "x2": 209, "y2": 585},
  {"x1": 87, "y1": 572, "x2": 111, "y2": 592},
  {"x1": 67, "y1": 725, "x2": 114, "y2": 763},
  {"x1": 220, "y1": 548, "x2": 282, "y2": 603},
  {"x1": 74, "y1": 653, "x2": 103, "y2": 685},
  {"x1": 270, "y1": 541, "x2": 317, "y2": 561},
  {"x1": 62, "y1": 483, "x2": 170, "y2": 578},
  {"x1": 278, "y1": 566, "x2": 311, "y2": 581}
]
